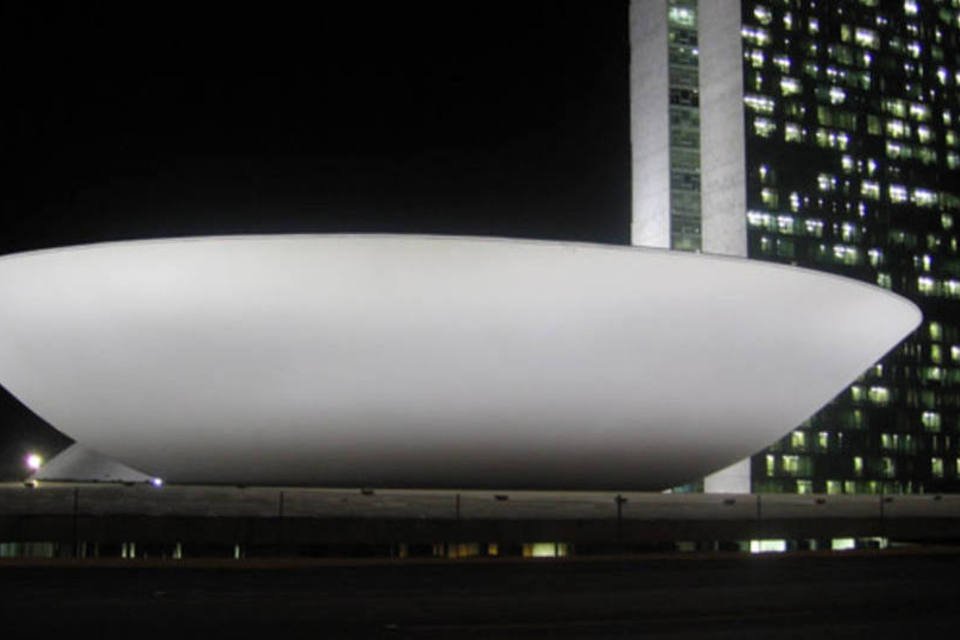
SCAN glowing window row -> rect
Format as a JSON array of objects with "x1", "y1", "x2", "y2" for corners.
[
  {"x1": 747, "y1": 211, "x2": 830, "y2": 238},
  {"x1": 861, "y1": 182, "x2": 941, "y2": 207},
  {"x1": 917, "y1": 277, "x2": 960, "y2": 299},
  {"x1": 850, "y1": 385, "x2": 891, "y2": 405},
  {"x1": 755, "y1": 116, "x2": 956, "y2": 151}
]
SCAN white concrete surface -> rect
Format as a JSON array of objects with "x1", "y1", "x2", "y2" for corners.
[
  {"x1": 0, "y1": 235, "x2": 919, "y2": 489},
  {"x1": 697, "y1": 0, "x2": 748, "y2": 258},
  {"x1": 630, "y1": 0, "x2": 671, "y2": 249}
]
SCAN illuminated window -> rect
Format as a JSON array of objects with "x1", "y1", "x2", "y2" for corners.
[
  {"x1": 912, "y1": 188, "x2": 938, "y2": 207},
  {"x1": 745, "y1": 5, "x2": 770, "y2": 25},
  {"x1": 780, "y1": 76, "x2": 801, "y2": 96},
  {"x1": 761, "y1": 188, "x2": 779, "y2": 207},
  {"x1": 818, "y1": 431, "x2": 830, "y2": 451},
  {"x1": 930, "y1": 322, "x2": 943, "y2": 341},
  {"x1": 777, "y1": 215, "x2": 795, "y2": 234},
  {"x1": 754, "y1": 117, "x2": 776, "y2": 137},
  {"x1": 808, "y1": 17, "x2": 819, "y2": 34},
  {"x1": 886, "y1": 119, "x2": 910, "y2": 138},
  {"x1": 853, "y1": 456, "x2": 864, "y2": 476},
  {"x1": 841, "y1": 223, "x2": 859, "y2": 242},
  {"x1": 932, "y1": 457, "x2": 944, "y2": 478},
  {"x1": 744, "y1": 94, "x2": 776, "y2": 113},
  {"x1": 917, "y1": 125, "x2": 933, "y2": 144},
  {"x1": 881, "y1": 433, "x2": 896, "y2": 450},
  {"x1": 868, "y1": 386, "x2": 890, "y2": 405},
  {"x1": 758, "y1": 164, "x2": 771, "y2": 183},
  {"x1": 784, "y1": 122, "x2": 803, "y2": 142},
  {"x1": 868, "y1": 248, "x2": 883, "y2": 266},
  {"x1": 855, "y1": 27, "x2": 878, "y2": 49},
  {"x1": 748, "y1": 210, "x2": 773, "y2": 228},
  {"x1": 751, "y1": 539, "x2": 788, "y2": 553},
  {"x1": 817, "y1": 173, "x2": 837, "y2": 192},
  {"x1": 790, "y1": 431, "x2": 807, "y2": 450},
  {"x1": 851, "y1": 385, "x2": 865, "y2": 402},
  {"x1": 944, "y1": 280, "x2": 960, "y2": 298},
  {"x1": 904, "y1": 0, "x2": 919, "y2": 16},
  {"x1": 789, "y1": 192, "x2": 801, "y2": 212},
  {"x1": 782, "y1": 454, "x2": 802, "y2": 474},
  {"x1": 815, "y1": 128, "x2": 848, "y2": 150},
  {"x1": 766, "y1": 454, "x2": 776, "y2": 476},
  {"x1": 861, "y1": 181, "x2": 880, "y2": 199},
  {"x1": 668, "y1": 4, "x2": 696, "y2": 27},
  {"x1": 884, "y1": 99, "x2": 907, "y2": 118},
  {"x1": 922, "y1": 411, "x2": 942, "y2": 432},
  {"x1": 910, "y1": 103, "x2": 930, "y2": 121},
  {"x1": 886, "y1": 140, "x2": 908, "y2": 159},
  {"x1": 772, "y1": 54, "x2": 791, "y2": 73},
  {"x1": 742, "y1": 26, "x2": 770, "y2": 46},
  {"x1": 918, "y1": 276, "x2": 938, "y2": 295},
  {"x1": 834, "y1": 245, "x2": 860, "y2": 265},
  {"x1": 889, "y1": 184, "x2": 908, "y2": 203},
  {"x1": 747, "y1": 48, "x2": 765, "y2": 68},
  {"x1": 877, "y1": 272, "x2": 893, "y2": 289},
  {"x1": 881, "y1": 457, "x2": 895, "y2": 478}
]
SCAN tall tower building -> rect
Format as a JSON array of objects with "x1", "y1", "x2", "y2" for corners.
[{"x1": 631, "y1": 0, "x2": 960, "y2": 494}]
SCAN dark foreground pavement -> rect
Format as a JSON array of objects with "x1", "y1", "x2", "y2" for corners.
[{"x1": 2, "y1": 550, "x2": 959, "y2": 638}]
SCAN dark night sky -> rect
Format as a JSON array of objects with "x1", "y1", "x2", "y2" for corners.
[{"x1": 0, "y1": 1, "x2": 631, "y2": 479}]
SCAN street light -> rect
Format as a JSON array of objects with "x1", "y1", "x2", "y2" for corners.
[{"x1": 25, "y1": 453, "x2": 43, "y2": 471}]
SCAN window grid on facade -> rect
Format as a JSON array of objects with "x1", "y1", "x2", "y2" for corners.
[{"x1": 743, "y1": 0, "x2": 960, "y2": 495}]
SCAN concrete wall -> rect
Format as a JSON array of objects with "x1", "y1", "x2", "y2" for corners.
[
  {"x1": 697, "y1": 0, "x2": 748, "y2": 257},
  {"x1": 629, "y1": 0, "x2": 671, "y2": 249}
]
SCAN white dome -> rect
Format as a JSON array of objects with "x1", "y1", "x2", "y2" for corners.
[{"x1": 0, "y1": 235, "x2": 920, "y2": 489}]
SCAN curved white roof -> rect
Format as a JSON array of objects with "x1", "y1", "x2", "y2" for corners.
[{"x1": 0, "y1": 235, "x2": 920, "y2": 489}]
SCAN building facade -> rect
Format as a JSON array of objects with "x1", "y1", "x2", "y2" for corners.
[{"x1": 631, "y1": 0, "x2": 960, "y2": 493}]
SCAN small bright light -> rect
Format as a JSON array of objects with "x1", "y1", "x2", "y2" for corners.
[
  {"x1": 25, "y1": 453, "x2": 43, "y2": 471},
  {"x1": 151, "y1": 477, "x2": 164, "y2": 488}
]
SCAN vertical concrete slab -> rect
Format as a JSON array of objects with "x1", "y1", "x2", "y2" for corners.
[
  {"x1": 698, "y1": 0, "x2": 750, "y2": 491},
  {"x1": 630, "y1": 0, "x2": 671, "y2": 249},
  {"x1": 697, "y1": 0, "x2": 747, "y2": 258},
  {"x1": 704, "y1": 457, "x2": 751, "y2": 493}
]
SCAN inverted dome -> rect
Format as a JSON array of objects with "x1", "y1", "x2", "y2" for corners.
[{"x1": 0, "y1": 235, "x2": 920, "y2": 489}]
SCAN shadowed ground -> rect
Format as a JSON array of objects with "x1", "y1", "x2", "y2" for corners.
[{"x1": 2, "y1": 550, "x2": 958, "y2": 638}]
